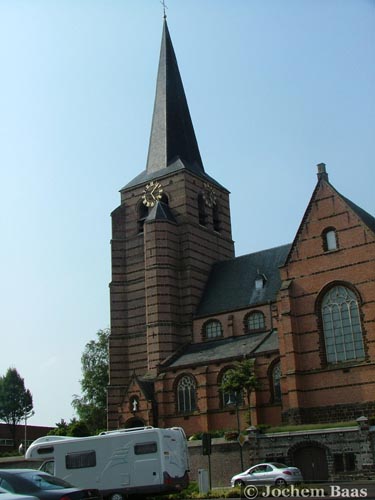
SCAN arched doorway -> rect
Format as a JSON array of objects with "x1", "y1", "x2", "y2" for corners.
[
  {"x1": 292, "y1": 444, "x2": 329, "y2": 481},
  {"x1": 125, "y1": 417, "x2": 145, "y2": 428}
]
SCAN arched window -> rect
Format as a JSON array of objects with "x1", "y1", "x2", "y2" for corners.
[
  {"x1": 271, "y1": 362, "x2": 281, "y2": 403},
  {"x1": 213, "y1": 204, "x2": 220, "y2": 232},
  {"x1": 203, "y1": 319, "x2": 223, "y2": 339},
  {"x1": 138, "y1": 203, "x2": 149, "y2": 233},
  {"x1": 220, "y1": 369, "x2": 243, "y2": 408},
  {"x1": 321, "y1": 285, "x2": 365, "y2": 363},
  {"x1": 322, "y1": 227, "x2": 338, "y2": 251},
  {"x1": 159, "y1": 193, "x2": 169, "y2": 205},
  {"x1": 177, "y1": 375, "x2": 197, "y2": 413},
  {"x1": 245, "y1": 311, "x2": 266, "y2": 332},
  {"x1": 198, "y1": 194, "x2": 207, "y2": 226}
]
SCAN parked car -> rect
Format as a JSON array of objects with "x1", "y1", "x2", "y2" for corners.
[
  {"x1": 231, "y1": 462, "x2": 303, "y2": 487},
  {"x1": 0, "y1": 470, "x2": 100, "y2": 500},
  {"x1": 0, "y1": 486, "x2": 38, "y2": 500}
]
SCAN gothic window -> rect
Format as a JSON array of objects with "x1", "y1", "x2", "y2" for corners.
[
  {"x1": 245, "y1": 311, "x2": 266, "y2": 332},
  {"x1": 321, "y1": 285, "x2": 365, "y2": 363},
  {"x1": 203, "y1": 319, "x2": 223, "y2": 339},
  {"x1": 322, "y1": 227, "x2": 338, "y2": 251},
  {"x1": 159, "y1": 193, "x2": 169, "y2": 205},
  {"x1": 177, "y1": 375, "x2": 197, "y2": 413},
  {"x1": 271, "y1": 361, "x2": 281, "y2": 403},
  {"x1": 220, "y1": 369, "x2": 242, "y2": 408},
  {"x1": 213, "y1": 203, "x2": 220, "y2": 231},
  {"x1": 198, "y1": 194, "x2": 207, "y2": 226},
  {"x1": 138, "y1": 203, "x2": 149, "y2": 233}
]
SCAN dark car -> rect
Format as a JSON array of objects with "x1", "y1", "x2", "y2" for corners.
[{"x1": 0, "y1": 470, "x2": 100, "y2": 500}]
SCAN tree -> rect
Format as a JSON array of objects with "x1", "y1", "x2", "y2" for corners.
[
  {"x1": 0, "y1": 368, "x2": 33, "y2": 448},
  {"x1": 72, "y1": 328, "x2": 109, "y2": 434},
  {"x1": 220, "y1": 359, "x2": 260, "y2": 426}
]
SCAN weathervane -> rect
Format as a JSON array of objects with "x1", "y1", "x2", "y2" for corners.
[{"x1": 160, "y1": 0, "x2": 168, "y2": 19}]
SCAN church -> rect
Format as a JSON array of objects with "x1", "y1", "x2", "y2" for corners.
[{"x1": 107, "y1": 18, "x2": 375, "y2": 437}]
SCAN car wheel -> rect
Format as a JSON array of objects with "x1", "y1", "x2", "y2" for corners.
[
  {"x1": 110, "y1": 493, "x2": 124, "y2": 500},
  {"x1": 275, "y1": 478, "x2": 287, "y2": 487}
]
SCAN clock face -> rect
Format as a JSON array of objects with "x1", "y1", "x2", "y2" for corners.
[
  {"x1": 203, "y1": 183, "x2": 216, "y2": 207},
  {"x1": 142, "y1": 181, "x2": 163, "y2": 207}
]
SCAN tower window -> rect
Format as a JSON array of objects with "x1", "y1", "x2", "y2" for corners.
[
  {"x1": 321, "y1": 285, "x2": 365, "y2": 363},
  {"x1": 138, "y1": 204, "x2": 149, "y2": 233},
  {"x1": 213, "y1": 204, "x2": 220, "y2": 231},
  {"x1": 203, "y1": 319, "x2": 223, "y2": 339},
  {"x1": 270, "y1": 361, "x2": 281, "y2": 403},
  {"x1": 198, "y1": 194, "x2": 207, "y2": 226},
  {"x1": 322, "y1": 228, "x2": 338, "y2": 251},
  {"x1": 177, "y1": 375, "x2": 197, "y2": 413}
]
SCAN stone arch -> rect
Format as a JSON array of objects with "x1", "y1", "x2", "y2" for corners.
[{"x1": 289, "y1": 440, "x2": 330, "y2": 481}]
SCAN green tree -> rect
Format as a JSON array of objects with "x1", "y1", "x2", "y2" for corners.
[
  {"x1": 220, "y1": 359, "x2": 260, "y2": 426},
  {"x1": 72, "y1": 328, "x2": 109, "y2": 434},
  {"x1": 0, "y1": 368, "x2": 33, "y2": 448}
]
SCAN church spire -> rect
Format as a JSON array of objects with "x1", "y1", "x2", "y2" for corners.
[{"x1": 146, "y1": 19, "x2": 204, "y2": 174}]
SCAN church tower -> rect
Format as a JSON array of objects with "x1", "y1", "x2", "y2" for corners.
[{"x1": 107, "y1": 19, "x2": 234, "y2": 429}]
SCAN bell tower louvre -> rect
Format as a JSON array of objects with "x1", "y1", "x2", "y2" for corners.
[{"x1": 107, "y1": 19, "x2": 234, "y2": 429}]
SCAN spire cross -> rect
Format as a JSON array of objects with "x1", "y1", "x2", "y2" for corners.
[{"x1": 160, "y1": 0, "x2": 168, "y2": 19}]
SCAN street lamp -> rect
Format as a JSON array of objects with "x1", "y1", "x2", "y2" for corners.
[
  {"x1": 227, "y1": 392, "x2": 244, "y2": 471},
  {"x1": 24, "y1": 409, "x2": 35, "y2": 453}
]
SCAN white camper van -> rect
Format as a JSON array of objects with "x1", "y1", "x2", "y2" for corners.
[{"x1": 25, "y1": 426, "x2": 189, "y2": 499}]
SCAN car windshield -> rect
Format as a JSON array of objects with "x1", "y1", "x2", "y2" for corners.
[
  {"x1": 20, "y1": 472, "x2": 72, "y2": 490},
  {"x1": 270, "y1": 463, "x2": 288, "y2": 469}
]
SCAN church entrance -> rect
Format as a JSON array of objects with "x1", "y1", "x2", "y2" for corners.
[{"x1": 292, "y1": 444, "x2": 329, "y2": 481}]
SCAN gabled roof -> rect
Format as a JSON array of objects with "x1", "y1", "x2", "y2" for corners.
[
  {"x1": 195, "y1": 244, "x2": 291, "y2": 318},
  {"x1": 126, "y1": 372, "x2": 155, "y2": 401},
  {"x1": 284, "y1": 166, "x2": 375, "y2": 266},
  {"x1": 145, "y1": 201, "x2": 177, "y2": 223},
  {"x1": 162, "y1": 330, "x2": 278, "y2": 369}
]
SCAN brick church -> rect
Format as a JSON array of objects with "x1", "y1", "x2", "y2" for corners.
[{"x1": 107, "y1": 19, "x2": 375, "y2": 436}]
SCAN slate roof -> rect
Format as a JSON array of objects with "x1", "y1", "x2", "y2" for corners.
[
  {"x1": 195, "y1": 244, "x2": 291, "y2": 318},
  {"x1": 164, "y1": 330, "x2": 278, "y2": 369},
  {"x1": 146, "y1": 201, "x2": 177, "y2": 223}
]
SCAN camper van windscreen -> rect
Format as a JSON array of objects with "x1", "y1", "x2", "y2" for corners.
[
  {"x1": 134, "y1": 442, "x2": 157, "y2": 455},
  {"x1": 65, "y1": 450, "x2": 96, "y2": 469}
]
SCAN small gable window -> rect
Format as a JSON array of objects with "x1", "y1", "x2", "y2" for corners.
[
  {"x1": 245, "y1": 311, "x2": 266, "y2": 332},
  {"x1": 321, "y1": 285, "x2": 365, "y2": 363},
  {"x1": 177, "y1": 375, "x2": 197, "y2": 413},
  {"x1": 203, "y1": 319, "x2": 223, "y2": 339},
  {"x1": 323, "y1": 228, "x2": 338, "y2": 251}
]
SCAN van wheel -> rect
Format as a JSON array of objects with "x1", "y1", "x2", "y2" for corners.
[{"x1": 110, "y1": 493, "x2": 124, "y2": 500}]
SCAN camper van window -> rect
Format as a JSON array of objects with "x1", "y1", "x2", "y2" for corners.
[
  {"x1": 37, "y1": 447, "x2": 54, "y2": 455},
  {"x1": 134, "y1": 442, "x2": 157, "y2": 455},
  {"x1": 65, "y1": 450, "x2": 96, "y2": 469}
]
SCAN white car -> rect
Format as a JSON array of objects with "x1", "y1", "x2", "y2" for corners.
[
  {"x1": 231, "y1": 462, "x2": 303, "y2": 487},
  {"x1": 0, "y1": 487, "x2": 38, "y2": 500}
]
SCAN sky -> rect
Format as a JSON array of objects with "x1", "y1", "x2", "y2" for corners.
[{"x1": 0, "y1": 0, "x2": 374, "y2": 428}]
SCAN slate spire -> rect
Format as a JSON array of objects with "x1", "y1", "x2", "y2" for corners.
[{"x1": 146, "y1": 19, "x2": 204, "y2": 174}]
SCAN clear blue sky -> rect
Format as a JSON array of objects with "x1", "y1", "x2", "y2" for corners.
[{"x1": 0, "y1": 0, "x2": 374, "y2": 427}]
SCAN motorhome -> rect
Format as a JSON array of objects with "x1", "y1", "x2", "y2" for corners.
[{"x1": 25, "y1": 426, "x2": 189, "y2": 499}]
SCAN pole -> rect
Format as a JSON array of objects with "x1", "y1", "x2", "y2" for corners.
[{"x1": 236, "y1": 402, "x2": 244, "y2": 471}]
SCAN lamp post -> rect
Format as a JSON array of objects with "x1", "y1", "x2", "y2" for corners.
[
  {"x1": 228, "y1": 392, "x2": 244, "y2": 471},
  {"x1": 24, "y1": 409, "x2": 35, "y2": 453}
]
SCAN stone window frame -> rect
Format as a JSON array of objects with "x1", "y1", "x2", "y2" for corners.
[
  {"x1": 202, "y1": 319, "x2": 223, "y2": 340},
  {"x1": 316, "y1": 281, "x2": 367, "y2": 366},
  {"x1": 268, "y1": 359, "x2": 282, "y2": 404},
  {"x1": 244, "y1": 310, "x2": 266, "y2": 333},
  {"x1": 175, "y1": 374, "x2": 198, "y2": 414},
  {"x1": 218, "y1": 366, "x2": 243, "y2": 409},
  {"x1": 322, "y1": 226, "x2": 339, "y2": 252}
]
